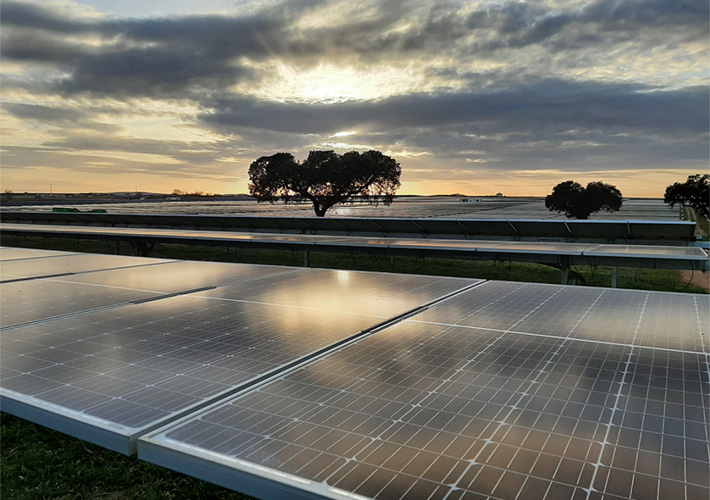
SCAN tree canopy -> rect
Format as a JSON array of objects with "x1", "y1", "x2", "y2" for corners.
[
  {"x1": 545, "y1": 180, "x2": 623, "y2": 219},
  {"x1": 248, "y1": 150, "x2": 401, "y2": 217},
  {"x1": 663, "y1": 174, "x2": 709, "y2": 219}
]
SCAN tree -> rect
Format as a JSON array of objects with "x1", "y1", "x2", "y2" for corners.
[
  {"x1": 663, "y1": 174, "x2": 709, "y2": 219},
  {"x1": 545, "y1": 180, "x2": 623, "y2": 219},
  {"x1": 248, "y1": 150, "x2": 402, "y2": 217}
]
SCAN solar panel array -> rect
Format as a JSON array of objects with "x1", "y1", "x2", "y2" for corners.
[
  {"x1": 1, "y1": 247, "x2": 708, "y2": 499},
  {"x1": 3, "y1": 223, "x2": 707, "y2": 274}
]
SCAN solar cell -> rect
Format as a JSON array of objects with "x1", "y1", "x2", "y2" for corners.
[{"x1": 141, "y1": 283, "x2": 709, "y2": 500}]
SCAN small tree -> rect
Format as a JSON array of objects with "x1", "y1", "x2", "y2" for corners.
[
  {"x1": 248, "y1": 150, "x2": 402, "y2": 217},
  {"x1": 663, "y1": 174, "x2": 709, "y2": 219},
  {"x1": 545, "y1": 180, "x2": 623, "y2": 219}
]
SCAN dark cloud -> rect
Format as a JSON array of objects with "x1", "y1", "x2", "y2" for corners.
[
  {"x1": 2, "y1": 103, "x2": 123, "y2": 133},
  {"x1": 0, "y1": 28, "x2": 96, "y2": 62},
  {"x1": 199, "y1": 79, "x2": 708, "y2": 175},
  {"x1": 45, "y1": 135, "x2": 231, "y2": 166},
  {"x1": 202, "y1": 80, "x2": 708, "y2": 136},
  {"x1": 4, "y1": 102, "x2": 86, "y2": 122},
  {"x1": 59, "y1": 48, "x2": 254, "y2": 98},
  {"x1": 1, "y1": 0, "x2": 101, "y2": 33}
]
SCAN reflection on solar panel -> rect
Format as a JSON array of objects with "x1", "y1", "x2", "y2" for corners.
[
  {"x1": 194, "y1": 269, "x2": 477, "y2": 318},
  {"x1": 141, "y1": 282, "x2": 709, "y2": 500},
  {"x1": 45, "y1": 260, "x2": 296, "y2": 294},
  {"x1": 0, "y1": 253, "x2": 169, "y2": 281},
  {"x1": 0, "y1": 252, "x2": 478, "y2": 454},
  {"x1": 0, "y1": 246, "x2": 76, "y2": 261},
  {"x1": 0, "y1": 280, "x2": 162, "y2": 328}
]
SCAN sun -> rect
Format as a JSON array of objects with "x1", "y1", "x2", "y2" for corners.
[{"x1": 242, "y1": 61, "x2": 429, "y2": 103}]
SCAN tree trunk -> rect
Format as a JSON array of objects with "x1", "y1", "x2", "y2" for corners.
[{"x1": 313, "y1": 203, "x2": 328, "y2": 217}]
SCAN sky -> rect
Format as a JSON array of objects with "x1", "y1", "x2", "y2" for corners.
[{"x1": 1, "y1": 0, "x2": 708, "y2": 197}]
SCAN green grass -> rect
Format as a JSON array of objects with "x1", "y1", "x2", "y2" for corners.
[
  {"x1": 0, "y1": 233, "x2": 706, "y2": 499},
  {"x1": 0, "y1": 414, "x2": 252, "y2": 500}
]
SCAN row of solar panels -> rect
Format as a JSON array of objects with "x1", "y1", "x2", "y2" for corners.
[
  {"x1": 1, "y1": 248, "x2": 709, "y2": 500},
  {"x1": 0, "y1": 212, "x2": 699, "y2": 243},
  {"x1": 2, "y1": 223, "x2": 708, "y2": 273}
]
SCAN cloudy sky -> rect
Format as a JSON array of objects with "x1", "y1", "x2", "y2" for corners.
[{"x1": 1, "y1": 0, "x2": 708, "y2": 196}]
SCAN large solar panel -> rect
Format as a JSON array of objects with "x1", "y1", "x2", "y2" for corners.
[
  {"x1": 140, "y1": 282, "x2": 709, "y2": 500},
  {"x1": 1, "y1": 253, "x2": 478, "y2": 454}
]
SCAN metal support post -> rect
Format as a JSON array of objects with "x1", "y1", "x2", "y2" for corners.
[
  {"x1": 304, "y1": 251, "x2": 310, "y2": 267},
  {"x1": 560, "y1": 256, "x2": 570, "y2": 285},
  {"x1": 611, "y1": 267, "x2": 618, "y2": 288}
]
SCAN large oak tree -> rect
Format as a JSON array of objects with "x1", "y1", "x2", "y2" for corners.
[
  {"x1": 663, "y1": 174, "x2": 709, "y2": 219},
  {"x1": 545, "y1": 180, "x2": 623, "y2": 219},
  {"x1": 248, "y1": 150, "x2": 401, "y2": 217}
]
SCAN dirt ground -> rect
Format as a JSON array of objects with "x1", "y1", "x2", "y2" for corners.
[{"x1": 681, "y1": 270, "x2": 710, "y2": 291}]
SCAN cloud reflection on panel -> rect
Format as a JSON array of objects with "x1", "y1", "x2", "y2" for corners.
[{"x1": 194, "y1": 268, "x2": 478, "y2": 319}]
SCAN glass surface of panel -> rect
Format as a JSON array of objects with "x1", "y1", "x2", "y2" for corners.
[
  {"x1": 0, "y1": 253, "x2": 168, "y2": 280},
  {"x1": 0, "y1": 247, "x2": 76, "y2": 261},
  {"x1": 0, "y1": 280, "x2": 161, "y2": 328},
  {"x1": 413, "y1": 281, "x2": 563, "y2": 332},
  {"x1": 586, "y1": 245, "x2": 709, "y2": 259},
  {"x1": 141, "y1": 284, "x2": 709, "y2": 500},
  {"x1": 472, "y1": 242, "x2": 592, "y2": 254},
  {"x1": 0, "y1": 295, "x2": 421, "y2": 446},
  {"x1": 51, "y1": 260, "x2": 297, "y2": 294},
  {"x1": 195, "y1": 269, "x2": 480, "y2": 318},
  {"x1": 144, "y1": 319, "x2": 708, "y2": 499},
  {"x1": 1, "y1": 261, "x2": 476, "y2": 453}
]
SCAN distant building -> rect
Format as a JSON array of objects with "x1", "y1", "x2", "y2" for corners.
[{"x1": 496, "y1": 193, "x2": 504, "y2": 197}]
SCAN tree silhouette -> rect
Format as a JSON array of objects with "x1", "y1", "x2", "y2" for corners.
[
  {"x1": 664, "y1": 174, "x2": 709, "y2": 219},
  {"x1": 248, "y1": 150, "x2": 401, "y2": 217},
  {"x1": 545, "y1": 180, "x2": 623, "y2": 219}
]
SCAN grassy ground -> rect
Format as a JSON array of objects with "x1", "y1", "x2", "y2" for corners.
[
  {"x1": 0, "y1": 414, "x2": 252, "y2": 500},
  {"x1": 1, "y1": 233, "x2": 707, "y2": 499}
]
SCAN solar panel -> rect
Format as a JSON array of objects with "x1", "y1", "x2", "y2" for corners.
[
  {"x1": 4, "y1": 225, "x2": 707, "y2": 273},
  {"x1": 0, "y1": 280, "x2": 162, "y2": 329},
  {"x1": 584, "y1": 244, "x2": 709, "y2": 260},
  {"x1": 0, "y1": 247, "x2": 76, "y2": 261},
  {"x1": 0, "y1": 253, "x2": 170, "y2": 281},
  {"x1": 194, "y1": 269, "x2": 478, "y2": 318},
  {"x1": 414, "y1": 281, "x2": 709, "y2": 351},
  {"x1": 1, "y1": 256, "x2": 478, "y2": 454},
  {"x1": 140, "y1": 282, "x2": 709, "y2": 500},
  {"x1": 45, "y1": 260, "x2": 298, "y2": 294}
]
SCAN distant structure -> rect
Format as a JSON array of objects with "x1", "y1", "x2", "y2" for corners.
[{"x1": 496, "y1": 193, "x2": 504, "y2": 197}]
